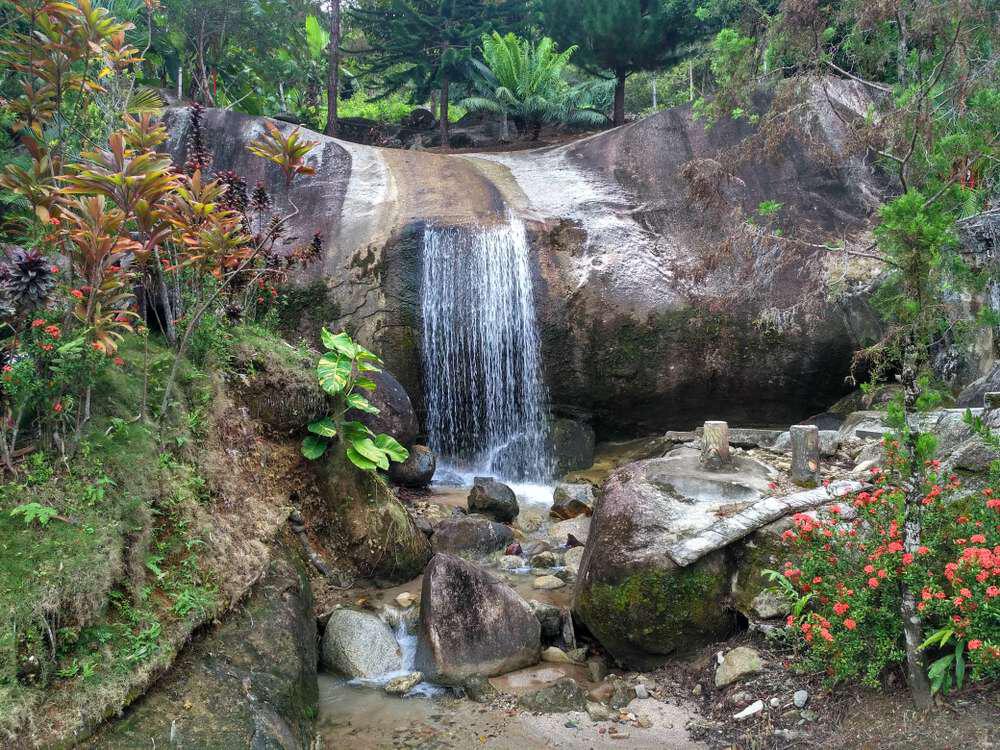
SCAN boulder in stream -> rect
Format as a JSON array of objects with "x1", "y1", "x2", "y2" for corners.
[
  {"x1": 415, "y1": 554, "x2": 541, "y2": 684},
  {"x1": 349, "y1": 367, "x2": 419, "y2": 446},
  {"x1": 467, "y1": 480, "x2": 519, "y2": 523},
  {"x1": 389, "y1": 444, "x2": 437, "y2": 488},
  {"x1": 432, "y1": 515, "x2": 514, "y2": 556},
  {"x1": 321, "y1": 607, "x2": 402, "y2": 678},
  {"x1": 550, "y1": 482, "x2": 596, "y2": 520}
]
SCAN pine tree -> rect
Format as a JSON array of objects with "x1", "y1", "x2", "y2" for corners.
[
  {"x1": 539, "y1": 0, "x2": 697, "y2": 126},
  {"x1": 350, "y1": 0, "x2": 529, "y2": 148}
]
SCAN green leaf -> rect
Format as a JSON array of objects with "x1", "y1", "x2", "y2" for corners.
[
  {"x1": 345, "y1": 445, "x2": 378, "y2": 471},
  {"x1": 317, "y1": 353, "x2": 352, "y2": 395},
  {"x1": 350, "y1": 436, "x2": 390, "y2": 470},
  {"x1": 955, "y1": 642, "x2": 965, "y2": 689},
  {"x1": 307, "y1": 417, "x2": 338, "y2": 438},
  {"x1": 321, "y1": 328, "x2": 357, "y2": 357},
  {"x1": 356, "y1": 376, "x2": 378, "y2": 392},
  {"x1": 301, "y1": 435, "x2": 328, "y2": 460},
  {"x1": 373, "y1": 433, "x2": 409, "y2": 463},
  {"x1": 346, "y1": 392, "x2": 380, "y2": 415},
  {"x1": 304, "y1": 14, "x2": 330, "y2": 60},
  {"x1": 341, "y1": 420, "x2": 373, "y2": 442}
]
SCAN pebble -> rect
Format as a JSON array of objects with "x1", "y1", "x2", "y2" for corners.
[
  {"x1": 800, "y1": 709, "x2": 818, "y2": 722},
  {"x1": 585, "y1": 701, "x2": 613, "y2": 721},
  {"x1": 395, "y1": 592, "x2": 416, "y2": 608},
  {"x1": 769, "y1": 697, "x2": 781, "y2": 708},
  {"x1": 793, "y1": 689, "x2": 809, "y2": 708},
  {"x1": 384, "y1": 672, "x2": 423, "y2": 696},
  {"x1": 532, "y1": 575, "x2": 565, "y2": 590},
  {"x1": 634, "y1": 684, "x2": 649, "y2": 699},
  {"x1": 691, "y1": 684, "x2": 703, "y2": 696},
  {"x1": 733, "y1": 700, "x2": 764, "y2": 720}
]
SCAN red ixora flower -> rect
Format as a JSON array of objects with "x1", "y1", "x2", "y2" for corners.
[
  {"x1": 968, "y1": 639, "x2": 982, "y2": 651},
  {"x1": 113, "y1": 357, "x2": 125, "y2": 367},
  {"x1": 843, "y1": 618, "x2": 856, "y2": 630},
  {"x1": 52, "y1": 401, "x2": 63, "y2": 413},
  {"x1": 31, "y1": 318, "x2": 45, "y2": 328},
  {"x1": 868, "y1": 577, "x2": 880, "y2": 589}
]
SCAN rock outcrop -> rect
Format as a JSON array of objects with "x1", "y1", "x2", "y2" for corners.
[
  {"x1": 415, "y1": 554, "x2": 541, "y2": 684},
  {"x1": 166, "y1": 77, "x2": 888, "y2": 436},
  {"x1": 87, "y1": 553, "x2": 318, "y2": 749}
]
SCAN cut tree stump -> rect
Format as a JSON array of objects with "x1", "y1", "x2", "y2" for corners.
[
  {"x1": 790, "y1": 424, "x2": 820, "y2": 487},
  {"x1": 701, "y1": 421, "x2": 731, "y2": 470}
]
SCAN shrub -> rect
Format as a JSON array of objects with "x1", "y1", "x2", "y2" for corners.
[{"x1": 773, "y1": 418, "x2": 1000, "y2": 691}]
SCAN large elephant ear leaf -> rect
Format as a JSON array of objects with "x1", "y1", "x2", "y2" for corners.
[
  {"x1": 350, "y1": 436, "x2": 390, "y2": 470},
  {"x1": 317, "y1": 353, "x2": 352, "y2": 394},
  {"x1": 355, "y1": 376, "x2": 378, "y2": 392},
  {"x1": 301, "y1": 435, "x2": 328, "y2": 460},
  {"x1": 307, "y1": 417, "x2": 337, "y2": 437},
  {"x1": 321, "y1": 328, "x2": 357, "y2": 358},
  {"x1": 346, "y1": 444, "x2": 379, "y2": 471},
  {"x1": 346, "y1": 392, "x2": 380, "y2": 415},
  {"x1": 373, "y1": 434, "x2": 409, "y2": 463}
]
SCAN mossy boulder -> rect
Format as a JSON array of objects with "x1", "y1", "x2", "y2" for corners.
[
  {"x1": 731, "y1": 517, "x2": 793, "y2": 617},
  {"x1": 317, "y1": 451, "x2": 431, "y2": 582}
]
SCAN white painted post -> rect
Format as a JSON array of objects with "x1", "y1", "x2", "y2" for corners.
[{"x1": 790, "y1": 425, "x2": 820, "y2": 487}]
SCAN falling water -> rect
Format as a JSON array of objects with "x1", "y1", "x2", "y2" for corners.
[{"x1": 421, "y1": 215, "x2": 551, "y2": 483}]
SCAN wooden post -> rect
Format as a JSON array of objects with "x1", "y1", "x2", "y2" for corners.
[
  {"x1": 701, "y1": 421, "x2": 731, "y2": 470},
  {"x1": 790, "y1": 425, "x2": 820, "y2": 487}
]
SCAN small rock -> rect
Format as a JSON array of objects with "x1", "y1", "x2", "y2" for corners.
[
  {"x1": 774, "y1": 729, "x2": 809, "y2": 741},
  {"x1": 384, "y1": 672, "x2": 423, "y2": 695},
  {"x1": 542, "y1": 646, "x2": 572, "y2": 663},
  {"x1": 733, "y1": 700, "x2": 764, "y2": 720},
  {"x1": 793, "y1": 689, "x2": 809, "y2": 708},
  {"x1": 550, "y1": 483, "x2": 595, "y2": 520},
  {"x1": 587, "y1": 657, "x2": 608, "y2": 682},
  {"x1": 585, "y1": 701, "x2": 613, "y2": 721},
  {"x1": 505, "y1": 542, "x2": 522, "y2": 556},
  {"x1": 769, "y1": 697, "x2": 781, "y2": 708},
  {"x1": 636, "y1": 716, "x2": 653, "y2": 729},
  {"x1": 462, "y1": 675, "x2": 497, "y2": 703},
  {"x1": 634, "y1": 684, "x2": 649, "y2": 699},
  {"x1": 395, "y1": 592, "x2": 416, "y2": 608},
  {"x1": 715, "y1": 646, "x2": 763, "y2": 688},
  {"x1": 691, "y1": 684, "x2": 703, "y2": 696},
  {"x1": 729, "y1": 691, "x2": 752, "y2": 706},
  {"x1": 529, "y1": 600, "x2": 563, "y2": 640},
  {"x1": 468, "y1": 480, "x2": 519, "y2": 523},
  {"x1": 519, "y1": 678, "x2": 587, "y2": 713},
  {"x1": 498, "y1": 555, "x2": 525, "y2": 570},
  {"x1": 533, "y1": 575, "x2": 565, "y2": 590},
  {"x1": 530, "y1": 551, "x2": 558, "y2": 568},
  {"x1": 750, "y1": 590, "x2": 790, "y2": 620}
]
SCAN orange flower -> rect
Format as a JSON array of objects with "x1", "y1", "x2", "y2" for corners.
[
  {"x1": 71, "y1": 289, "x2": 84, "y2": 299},
  {"x1": 868, "y1": 577, "x2": 879, "y2": 589},
  {"x1": 53, "y1": 401, "x2": 63, "y2": 413},
  {"x1": 843, "y1": 618, "x2": 856, "y2": 630},
  {"x1": 968, "y1": 639, "x2": 982, "y2": 651}
]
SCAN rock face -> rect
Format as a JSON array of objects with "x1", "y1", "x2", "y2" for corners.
[
  {"x1": 415, "y1": 554, "x2": 541, "y2": 684},
  {"x1": 549, "y1": 418, "x2": 596, "y2": 475},
  {"x1": 169, "y1": 78, "x2": 885, "y2": 436},
  {"x1": 467, "y1": 480, "x2": 519, "y2": 523},
  {"x1": 88, "y1": 554, "x2": 317, "y2": 749},
  {"x1": 321, "y1": 608, "x2": 402, "y2": 678},
  {"x1": 389, "y1": 444, "x2": 436, "y2": 488},
  {"x1": 431, "y1": 515, "x2": 514, "y2": 556}
]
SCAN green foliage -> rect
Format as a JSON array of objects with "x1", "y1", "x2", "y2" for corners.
[
  {"x1": 302, "y1": 328, "x2": 408, "y2": 473},
  {"x1": 692, "y1": 28, "x2": 757, "y2": 125},
  {"x1": 8, "y1": 503, "x2": 59, "y2": 527},
  {"x1": 461, "y1": 33, "x2": 608, "y2": 138}
]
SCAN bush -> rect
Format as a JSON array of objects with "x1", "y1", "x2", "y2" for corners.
[{"x1": 774, "y1": 423, "x2": 1000, "y2": 691}]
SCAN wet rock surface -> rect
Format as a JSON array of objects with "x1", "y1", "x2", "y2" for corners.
[
  {"x1": 321, "y1": 607, "x2": 402, "y2": 678},
  {"x1": 416, "y1": 554, "x2": 541, "y2": 684},
  {"x1": 390, "y1": 444, "x2": 437, "y2": 488},
  {"x1": 431, "y1": 515, "x2": 515, "y2": 556},
  {"x1": 88, "y1": 553, "x2": 318, "y2": 750},
  {"x1": 468, "y1": 480, "x2": 519, "y2": 523}
]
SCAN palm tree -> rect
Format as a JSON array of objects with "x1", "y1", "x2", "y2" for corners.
[{"x1": 461, "y1": 33, "x2": 608, "y2": 142}]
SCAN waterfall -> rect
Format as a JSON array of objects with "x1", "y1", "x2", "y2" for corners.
[{"x1": 421, "y1": 215, "x2": 551, "y2": 483}]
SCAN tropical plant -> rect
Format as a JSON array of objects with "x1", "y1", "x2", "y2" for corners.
[
  {"x1": 302, "y1": 329, "x2": 409, "y2": 473},
  {"x1": 461, "y1": 33, "x2": 607, "y2": 141},
  {"x1": 246, "y1": 121, "x2": 318, "y2": 186}
]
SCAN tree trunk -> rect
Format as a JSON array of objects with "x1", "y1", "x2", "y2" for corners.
[
  {"x1": 896, "y1": 9, "x2": 909, "y2": 86},
  {"x1": 613, "y1": 73, "x2": 627, "y2": 127},
  {"x1": 700, "y1": 421, "x2": 731, "y2": 471},
  {"x1": 899, "y1": 347, "x2": 934, "y2": 710},
  {"x1": 439, "y1": 71, "x2": 451, "y2": 150},
  {"x1": 500, "y1": 111, "x2": 509, "y2": 142},
  {"x1": 324, "y1": 0, "x2": 341, "y2": 136}
]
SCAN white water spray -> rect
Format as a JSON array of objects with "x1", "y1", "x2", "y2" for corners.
[{"x1": 421, "y1": 215, "x2": 551, "y2": 484}]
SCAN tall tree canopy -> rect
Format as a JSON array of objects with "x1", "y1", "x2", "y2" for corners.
[
  {"x1": 539, "y1": 0, "x2": 699, "y2": 126},
  {"x1": 350, "y1": 0, "x2": 530, "y2": 147}
]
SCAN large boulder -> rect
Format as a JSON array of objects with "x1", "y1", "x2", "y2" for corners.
[
  {"x1": 415, "y1": 554, "x2": 541, "y2": 683},
  {"x1": 350, "y1": 368, "x2": 419, "y2": 447},
  {"x1": 957, "y1": 364, "x2": 1000, "y2": 408},
  {"x1": 431, "y1": 515, "x2": 514, "y2": 556},
  {"x1": 550, "y1": 483, "x2": 596, "y2": 520},
  {"x1": 321, "y1": 608, "x2": 402, "y2": 678},
  {"x1": 467, "y1": 480, "x2": 519, "y2": 523}
]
